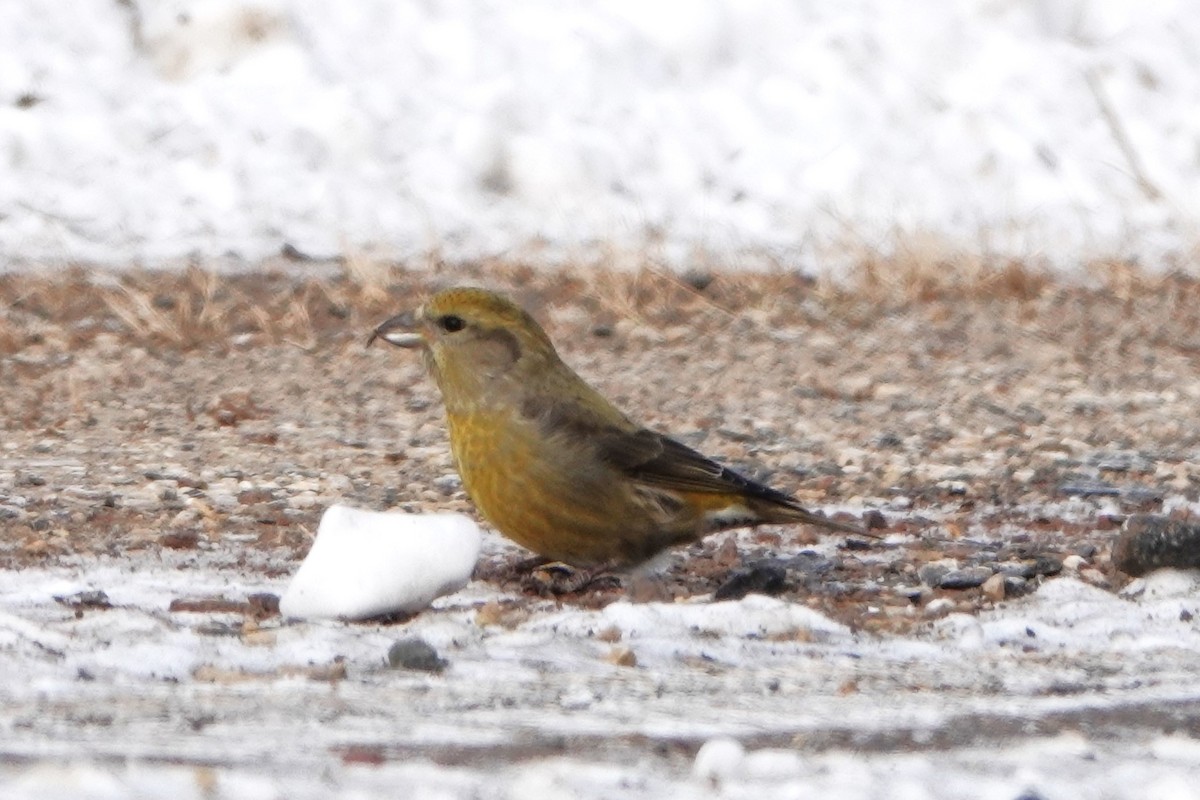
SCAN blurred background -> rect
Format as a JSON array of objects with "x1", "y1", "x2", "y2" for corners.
[{"x1": 1, "y1": 0, "x2": 1196, "y2": 275}]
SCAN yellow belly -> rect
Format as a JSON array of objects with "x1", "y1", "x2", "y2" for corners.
[{"x1": 445, "y1": 409, "x2": 692, "y2": 565}]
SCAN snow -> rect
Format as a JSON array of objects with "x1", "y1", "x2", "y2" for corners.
[
  {"x1": 278, "y1": 504, "x2": 480, "y2": 620},
  {"x1": 2, "y1": 0, "x2": 1198, "y2": 272},
  {"x1": 4, "y1": 0, "x2": 1200, "y2": 794},
  {"x1": 3, "y1": 544, "x2": 1200, "y2": 796}
]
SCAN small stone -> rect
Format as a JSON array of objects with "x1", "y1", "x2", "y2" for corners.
[
  {"x1": 936, "y1": 479, "x2": 969, "y2": 495},
  {"x1": 894, "y1": 585, "x2": 928, "y2": 602},
  {"x1": 288, "y1": 492, "x2": 319, "y2": 509},
  {"x1": 209, "y1": 493, "x2": 238, "y2": 512},
  {"x1": 1059, "y1": 481, "x2": 1120, "y2": 498},
  {"x1": 608, "y1": 646, "x2": 637, "y2": 667},
  {"x1": 1031, "y1": 556, "x2": 1063, "y2": 576},
  {"x1": 1113, "y1": 514, "x2": 1200, "y2": 576},
  {"x1": 386, "y1": 638, "x2": 447, "y2": 673},
  {"x1": 160, "y1": 530, "x2": 200, "y2": 550},
  {"x1": 1061, "y1": 554, "x2": 1087, "y2": 572},
  {"x1": 924, "y1": 597, "x2": 956, "y2": 617},
  {"x1": 939, "y1": 566, "x2": 994, "y2": 590},
  {"x1": 1079, "y1": 568, "x2": 1109, "y2": 588},
  {"x1": 432, "y1": 474, "x2": 462, "y2": 495},
  {"x1": 682, "y1": 268, "x2": 714, "y2": 291},
  {"x1": 714, "y1": 561, "x2": 788, "y2": 600},
  {"x1": 1003, "y1": 576, "x2": 1030, "y2": 597},
  {"x1": 862, "y1": 509, "x2": 888, "y2": 530},
  {"x1": 996, "y1": 560, "x2": 1037, "y2": 579},
  {"x1": 981, "y1": 573, "x2": 1006, "y2": 602},
  {"x1": 918, "y1": 559, "x2": 958, "y2": 587},
  {"x1": 54, "y1": 590, "x2": 112, "y2": 611}
]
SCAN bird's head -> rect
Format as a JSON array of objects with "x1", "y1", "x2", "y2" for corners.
[{"x1": 369, "y1": 287, "x2": 561, "y2": 410}]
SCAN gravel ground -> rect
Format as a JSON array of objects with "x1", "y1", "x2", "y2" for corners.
[{"x1": 2, "y1": 264, "x2": 1200, "y2": 796}]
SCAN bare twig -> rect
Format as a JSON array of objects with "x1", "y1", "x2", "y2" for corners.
[{"x1": 1085, "y1": 68, "x2": 1163, "y2": 202}]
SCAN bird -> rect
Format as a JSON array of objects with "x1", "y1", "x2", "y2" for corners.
[{"x1": 369, "y1": 287, "x2": 869, "y2": 568}]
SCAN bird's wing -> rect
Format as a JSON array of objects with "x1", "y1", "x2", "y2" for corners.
[
  {"x1": 520, "y1": 391, "x2": 868, "y2": 527},
  {"x1": 523, "y1": 392, "x2": 796, "y2": 501},
  {"x1": 596, "y1": 427, "x2": 799, "y2": 505},
  {"x1": 521, "y1": 392, "x2": 868, "y2": 535}
]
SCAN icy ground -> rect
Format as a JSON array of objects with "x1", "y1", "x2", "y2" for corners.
[
  {"x1": 2, "y1": 546, "x2": 1200, "y2": 799},
  {"x1": 2, "y1": 0, "x2": 1199, "y2": 271}
]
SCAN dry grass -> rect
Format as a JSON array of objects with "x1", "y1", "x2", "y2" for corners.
[{"x1": 1, "y1": 257, "x2": 1198, "y2": 358}]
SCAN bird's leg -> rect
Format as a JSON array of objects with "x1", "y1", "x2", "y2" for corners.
[{"x1": 522, "y1": 560, "x2": 624, "y2": 596}]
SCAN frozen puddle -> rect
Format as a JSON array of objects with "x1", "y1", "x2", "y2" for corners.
[{"x1": 2, "y1": 557, "x2": 1200, "y2": 798}]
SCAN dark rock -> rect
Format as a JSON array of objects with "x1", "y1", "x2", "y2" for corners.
[
  {"x1": 387, "y1": 638, "x2": 448, "y2": 673},
  {"x1": 1059, "y1": 481, "x2": 1120, "y2": 498},
  {"x1": 1114, "y1": 514, "x2": 1200, "y2": 576},
  {"x1": 784, "y1": 551, "x2": 837, "y2": 575},
  {"x1": 1031, "y1": 557, "x2": 1063, "y2": 576},
  {"x1": 54, "y1": 590, "x2": 113, "y2": 611},
  {"x1": 862, "y1": 509, "x2": 888, "y2": 530},
  {"x1": 1003, "y1": 576, "x2": 1031, "y2": 597},
  {"x1": 714, "y1": 561, "x2": 788, "y2": 601},
  {"x1": 160, "y1": 530, "x2": 200, "y2": 550},
  {"x1": 993, "y1": 560, "x2": 1032, "y2": 579},
  {"x1": 871, "y1": 432, "x2": 904, "y2": 449},
  {"x1": 682, "y1": 269, "x2": 714, "y2": 291},
  {"x1": 918, "y1": 562, "x2": 955, "y2": 586},
  {"x1": 939, "y1": 566, "x2": 994, "y2": 590}
]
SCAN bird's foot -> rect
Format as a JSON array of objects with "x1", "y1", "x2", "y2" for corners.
[{"x1": 522, "y1": 561, "x2": 623, "y2": 596}]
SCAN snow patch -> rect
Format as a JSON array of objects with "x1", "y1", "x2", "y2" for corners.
[{"x1": 279, "y1": 504, "x2": 481, "y2": 620}]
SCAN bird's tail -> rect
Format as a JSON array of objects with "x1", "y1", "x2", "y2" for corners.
[{"x1": 759, "y1": 498, "x2": 880, "y2": 539}]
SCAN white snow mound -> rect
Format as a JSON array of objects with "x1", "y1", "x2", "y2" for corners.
[{"x1": 279, "y1": 504, "x2": 481, "y2": 620}]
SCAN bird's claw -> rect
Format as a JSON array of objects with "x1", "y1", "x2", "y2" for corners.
[{"x1": 522, "y1": 562, "x2": 623, "y2": 596}]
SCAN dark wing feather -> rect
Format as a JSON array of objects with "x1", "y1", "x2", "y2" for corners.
[
  {"x1": 597, "y1": 428, "x2": 799, "y2": 506},
  {"x1": 522, "y1": 393, "x2": 869, "y2": 535}
]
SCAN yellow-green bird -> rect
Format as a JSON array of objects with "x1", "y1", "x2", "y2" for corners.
[{"x1": 370, "y1": 287, "x2": 866, "y2": 567}]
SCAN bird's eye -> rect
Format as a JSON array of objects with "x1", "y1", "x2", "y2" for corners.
[{"x1": 438, "y1": 314, "x2": 466, "y2": 333}]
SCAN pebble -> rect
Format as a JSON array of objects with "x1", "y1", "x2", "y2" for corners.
[
  {"x1": 939, "y1": 566, "x2": 994, "y2": 590},
  {"x1": 1061, "y1": 554, "x2": 1087, "y2": 572},
  {"x1": 209, "y1": 493, "x2": 238, "y2": 512},
  {"x1": 1031, "y1": 556, "x2": 1063, "y2": 577},
  {"x1": 1059, "y1": 481, "x2": 1120, "y2": 498},
  {"x1": 714, "y1": 561, "x2": 788, "y2": 601},
  {"x1": 981, "y1": 573, "x2": 1006, "y2": 602},
  {"x1": 1004, "y1": 576, "x2": 1030, "y2": 597},
  {"x1": 936, "y1": 479, "x2": 969, "y2": 495},
  {"x1": 607, "y1": 646, "x2": 637, "y2": 667},
  {"x1": 386, "y1": 638, "x2": 447, "y2": 673},
  {"x1": 432, "y1": 474, "x2": 462, "y2": 495},
  {"x1": 326, "y1": 474, "x2": 353, "y2": 492},
  {"x1": 918, "y1": 559, "x2": 958, "y2": 587},
  {"x1": 288, "y1": 492, "x2": 319, "y2": 509},
  {"x1": 995, "y1": 560, "x2": 1036, "y2": 579},
  {"x1": 785, "y1": 552, "x2": 837, "y2": 576},
  {"x1": 924, "y1": 597, "x2": 956, "y2": 617}
]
